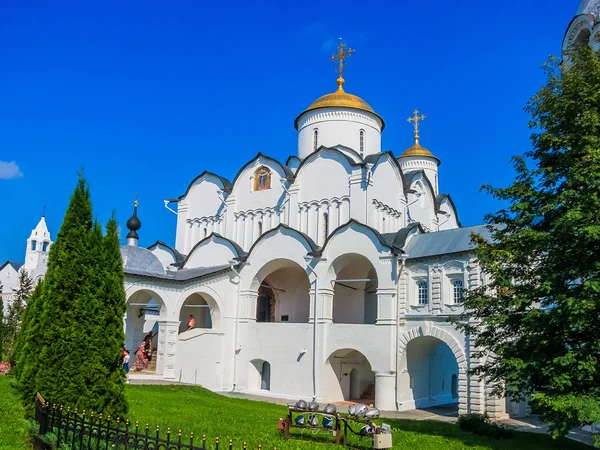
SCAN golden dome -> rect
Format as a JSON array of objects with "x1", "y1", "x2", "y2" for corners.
[
  {"x1": 400, "y1": 140, "x2": 440, "y2": 165},
  {"x1": 294, "y1": 77, "x2": 385, "y2": 130}
]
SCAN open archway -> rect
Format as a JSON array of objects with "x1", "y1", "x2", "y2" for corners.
[
  {"x1": 125, "y1": 289, "x2": 166, "y2": 373},
  {"x1": 398, "y1": 336, "x2": 459, "y2": 410},
  {"x1": 323, "y1": 349, "x2": 375, "y2": 404},
  {"x1": 178, "y1": 292, "x2": 220, "y2": 333},
  {"x1": 252, "y1": 259, "x2": 311, "y2": 323},
  {"x1": 329, "y1": 254, "x2": 378, "y2": 324}
]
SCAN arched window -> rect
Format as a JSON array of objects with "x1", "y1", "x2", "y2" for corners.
[
  {"x1": 42, "y1": 242, "x2": 49, "y2": 252},
  {"x1": 203, "y1": 228, "x2": 208, "y2": 238},
  {"x1": 31, "y1": 240, "x2": 37, "y2": 251},
  {"x1": 453, "y1": 279, "x2": 464, "y2": 304},
  {"x1": 359, "y1": 129, "x2": 365, "y2": 156},
  {"x1": 254, "y1": 167, "x2": 271, "y2": 191},
  {"x1": 322, "y1": 212, "x2": 328, "y2": 243},
  {"x1": 382, "y1": 216, "x2": 386, "y2": 233},
  {"x1": 313, "y1": 129, "x2": 319, "y2": 151},
  {"x1": 417, "y1": 281, "x2": 428, "y2": 305},
  {"x1": 258, "y1": 221, "x2": 263, "y2": 236}
]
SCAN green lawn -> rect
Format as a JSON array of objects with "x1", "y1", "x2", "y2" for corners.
[
  {"x1": 127, "y1": 385, "x2": 590, "y2": 450},
  {"x1": 0, "y1": 376, "x2": 30, "y2": 450}
]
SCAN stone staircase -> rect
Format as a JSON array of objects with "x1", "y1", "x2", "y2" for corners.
[
  {"x1": 146, "y1": 350, "x2": 157, "y2": 373},
  {"x1": 357, "y1": 382, "x2": 375, "y2": 406}
]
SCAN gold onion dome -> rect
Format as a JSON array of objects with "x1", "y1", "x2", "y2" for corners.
[
  {"x1": 400, "y1": 110, "x2": 440, "y2": 165},
  {"x1": 295, "y1": 77, "x2": 385, "y2": 130}
]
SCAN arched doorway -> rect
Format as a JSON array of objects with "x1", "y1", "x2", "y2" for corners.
[
  {"x1": 398, "y1": 336, "x2": 459, "y2": 410},
  {"x1": 125, "y1": 289, "x2": 165, "y2": 373},
  {"x1": 330, "y1": 254, "x2": 378, "y2": 324},
  {"x1": 178, "y1": 293, "x2": 218, "y2": 333},
  {"x1": 253, "y1": 259, "x2": 310, "y2": 323},
  {"x1": 324, "y1": 349, "x2": 375, "y2": 403},
  {"x1": 249, "y1": 359, "x2": 271, "y2": 391}
]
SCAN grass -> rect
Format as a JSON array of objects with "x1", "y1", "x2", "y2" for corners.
[
  {"x1": 0, "y1": 376, "x2": 31, "y2": 450},
  {"x1": 126, "y1": 385, "x2": 591, "y2": 450}
]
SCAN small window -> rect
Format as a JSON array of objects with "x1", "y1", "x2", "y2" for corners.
[
  {"x1": 382, "y1": 216, "x2": 386, "y2": 233},
  {"x1": 281, "y1": 315, "x2": 289, "y2": 322},
  {"x1": 359, "y1": 129, "x2": 365, "y2": 156},
  {"x1": 418, "y1": 281, "x2": 428, "y2": 305},
  {"x1": 31, "y1": 240, "x2": 37, "y2": 251},
  {"x1": 42, "y1": 242, "x2": 49, "y2": 252},
  {"x1": 313, "y1": 129, "x2": 319, "y2": 151},
  {"x1": 322, "y1": 212, "x2": 328, "y2": 242},
  {"x1": 254, "y1": 167, "x2": 272, "y2": 191},
  {"x1": 258, "y1": 221, "x2": 263, "y2": 236},
  {"x1": 203, "y1": 228, "x2": 208, "y2": 238},
  {"x1": 453, "y1": 279, "x2": 464, "y2": 304}
]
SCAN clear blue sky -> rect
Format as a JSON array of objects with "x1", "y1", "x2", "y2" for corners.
[{"x1": 0, "y1": 0, "x2": 575, "y2": 262}]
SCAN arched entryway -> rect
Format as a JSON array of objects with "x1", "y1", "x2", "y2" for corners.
[
  {"x1": 253, "y1": 259, "x2": 311, "y2": 323},
  {"x1": 125, "y1": 289, "x2": 166, "y2": 373},
  {"x1": 398, "y1": 336, "x2": 459, "y2": 410},
  {"x1": 249, "y1": 359, "x2": 271, "y2": 391},
  {"x1": 329, "y1": 254, "x2": 378, "y2": 324},
  {"x1": 178, "y1": 292, "x2": 219, "y2": 333},
  {"x1": 324, "y1": 349, "x2": 375, "y2": 404}
]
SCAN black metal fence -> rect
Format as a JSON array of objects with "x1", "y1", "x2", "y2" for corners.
[{"x1": 35, "y1": 393, "x2": 273, "y2": 450}]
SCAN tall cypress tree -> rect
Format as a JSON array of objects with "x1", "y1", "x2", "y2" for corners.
[
  {"x1": 20, "y1": 173, "x2": 128, "y2": 418},
  {"x1": 6, "y1": 270, "x2": 33, "y2": 363},
  {"x1": 28, "y1": 173, "x2": 93, "y2": 408},
  {"x1": 12, "y1": 280, "x2": 42, "y2": 379}
]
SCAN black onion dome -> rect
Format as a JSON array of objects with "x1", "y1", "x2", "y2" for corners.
[{"x1": 126, "y1": 200, "x2": 142, "y2": 239}]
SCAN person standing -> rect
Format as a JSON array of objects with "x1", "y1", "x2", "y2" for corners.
[{"x1": 123, "y1": 350, "x2": 131, "y2": 373}]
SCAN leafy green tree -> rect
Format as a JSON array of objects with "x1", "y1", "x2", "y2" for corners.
[
  {"x1": 5, "y1": 270, "x2": 33, "y2": 361},
  {"x1": 453, "y1": 45, "x2": 600, "y2": 440}
]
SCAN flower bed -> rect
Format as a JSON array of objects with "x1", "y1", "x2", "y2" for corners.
[{"x1": 0, "y1": 361, "x2": 11, "y2": 375}]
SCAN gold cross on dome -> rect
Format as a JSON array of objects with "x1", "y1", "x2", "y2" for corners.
[
  {"x1": 330, "y1": 38, "x2": 355, "y2": 77},
  {"x1": 407, "y1": 109, "x2": 426, "y2": 139}
]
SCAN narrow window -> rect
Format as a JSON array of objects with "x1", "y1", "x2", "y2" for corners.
[
  {"x1": 418, "y1": 281, "x2": 428, "y2": 305},
  {"x1": 313, "y1": 129, "x2": 319, "y2": 151},
  {"x1": 261, "y1": 361, "x2": 271, "y2": 390},
  {"x1": 42, "y1": 242, "x2": 49, "y2": 252},
  {"x1": 31, "y1": 240, "x2": 37, "y2": 251},
  {"x1": 359, "y1": 129, "x2": 365, "y2": 156},
  {"x1": 323, "y1": 212, "x2": 329, "y2": 242},
  {"x1": 453, "y1": 279, "x2": 464, "y2": 303},
  {"x1": 258, "y1": 221, "x2": 263, "y2": 236},
  {"x1": 203, "y1": 228, "x2": 208, "y2": 238},
  {"x1": 382, "y1": 216, "x2": 386, "y2": 233}
]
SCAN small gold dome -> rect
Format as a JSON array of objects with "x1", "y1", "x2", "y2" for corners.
[
  {"x1": 400, "y1": 140, "x2": 441, "y2": 165},
  {"x1": 295, "y1": 77, "x2": 385, "y2": 130}
]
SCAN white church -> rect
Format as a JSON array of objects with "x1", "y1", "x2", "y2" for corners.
[{"x1": 120, "y1": 34, "x2": 509, "y2": 417}]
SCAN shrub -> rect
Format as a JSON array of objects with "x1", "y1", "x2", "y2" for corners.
[
  {"x1": 0, "y1": 361, "x2": 11, "y2": 375},
  {"x1": 458, "y1": 413, "x2": 515, "y2": 440}
]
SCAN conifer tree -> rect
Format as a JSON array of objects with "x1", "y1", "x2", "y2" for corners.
[
  {"x1": 454, "y1": 45, "x2": 600, "y2": 439},
  {"x1": 12, "y1": 280, "x2": 42, "y2": 380},
  {"x1": 19, "y1": 173, "x2": 128, "y2": 418},
  {"x1": 5, "y1": 270, "x2": 33, "y2": 361}
]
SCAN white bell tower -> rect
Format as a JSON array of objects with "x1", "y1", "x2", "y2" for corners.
[{"x1": 23, "y1": 214, "x2": 52, "y2": 280}]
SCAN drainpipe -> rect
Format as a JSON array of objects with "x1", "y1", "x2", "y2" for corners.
[
  {"x1": 396, "y1": 253, "x2": 409, "y2": 411},
  {"x1": 229, "y1": 260, "x2": 242, "y2": 392},
  {"x1": 304, "y1": 255, "x2": 319, "y2": 400}
]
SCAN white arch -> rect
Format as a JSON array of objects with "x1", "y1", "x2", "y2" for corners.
[
  {"x1": 398, "y1": 325, "x2": 466, "y2": 369},
  {"x1": 174, "y1": 284, "x2": 225, "y2": 330}
]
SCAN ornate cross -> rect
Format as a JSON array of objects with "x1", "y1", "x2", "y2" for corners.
[
  {"x1": 330, "y1": 38, "x2": 355, "y2": 76},
  {"x1": 407, "y1": 109, "x2": 426, "y2": 139}
]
